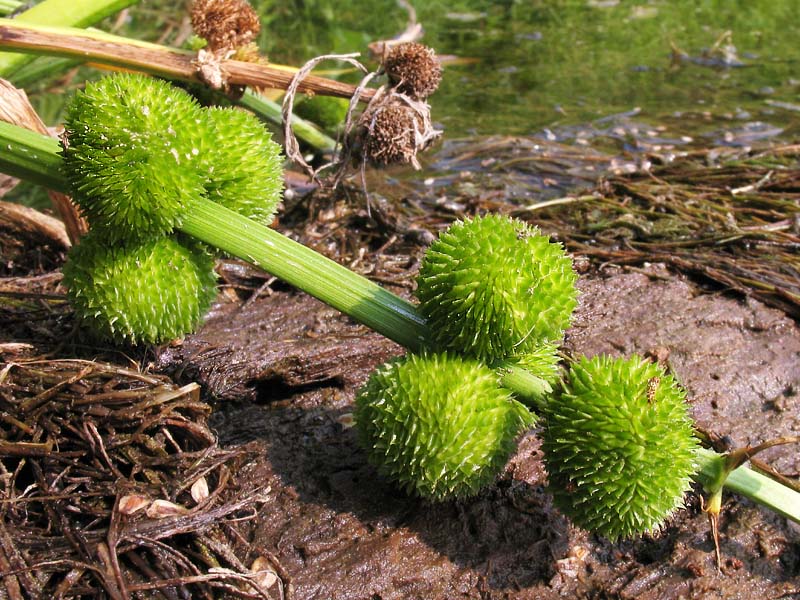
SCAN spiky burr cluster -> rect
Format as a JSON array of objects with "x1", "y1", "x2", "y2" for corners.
[
  {"x1": 62, "y1": 234, "x2": 218, "y2": 345},
  {"x1": 63, "y1": 74, "x2": 208, "y2": 243},
  {"x1": 415, "y1": 214, "x2": 578, "y2": 363},
  {"x1": 541, "y1": 355, "x2": 699, "y2": 539},
  {"x1": 61, "y1": 73, "x2": 284, "y2": 343},
  {"x1": 355, "y1": 353, "x2": 534, "y2": 500}
]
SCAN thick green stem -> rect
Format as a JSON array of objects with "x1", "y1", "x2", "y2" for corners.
[
  {"x1": 0, "y1": 0, "x2": 139, "y2": 77},
  {"x1": 238, "y1": 90, "x2": 337, "y2": 153},
  {"x1": 694, "y1": 447, "x2": 799, "y2": 523},
  {"x1": 183, "y1": 199, "x2": 429, "y2": 351},
  {"x1": 0, "y1": 121, "x2": 66, "y2": 190},
  {"x1": 494, "y1": 361, "x2": 553, "y2": 408},
  {"x1": 2, "y1": 121, "x2": 799, "y2": 525}
]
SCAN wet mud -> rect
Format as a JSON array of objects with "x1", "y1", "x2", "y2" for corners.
[{"x1": 157, "y1": 263, "x2": 800, "y2": 599}]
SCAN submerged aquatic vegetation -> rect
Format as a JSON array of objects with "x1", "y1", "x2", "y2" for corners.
[{"x1": 522, "y1": 152, "x2": 800, "y2": 319}]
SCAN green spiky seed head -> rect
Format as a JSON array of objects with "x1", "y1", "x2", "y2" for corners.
[
  {"x1": 416, "y1": 215, "x2": 578, "y2": 362},
  {"x1": 63, "y1": 73, "x2": 208, "y2": 242},
  {"x1": 202, "y1": 107, "x2": 284, "y2": 227},
  {"x1": 62, "y1": 232, "x2": 218, "y2": 344},
  {"x1": 355, "y1": 353, "x2": 535, "y2": 500},
  {"x1": 541, "y1": 355, "x2": 699, "y2": 540}
]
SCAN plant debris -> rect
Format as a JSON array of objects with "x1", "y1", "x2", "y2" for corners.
[
  {"x1": 0, "y1": 360, "x2": 280, "y2": 599},
  {"x1": 514, "y1": 145, "x2": 800, "y2": 318}
]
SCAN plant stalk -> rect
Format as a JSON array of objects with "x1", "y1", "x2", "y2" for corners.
[
  {"x1": 0, "y1": 121, "x2": 66, "y2": 191},
  {"x1": 694, "y1": 447, "x2": 799, "y2": 523},
  {"x1": 0, "y1": 0, "x2": 140, "y2": 77},
  {"x1": 183, "y1": 198, "x2": 430, "y2": 350},
  {"x1": 0, "y1": 18, "x2": 376, "y2": 101},
  {"x1": 239, "y1": 90, "x2": 337, "y2": 153},
  {"x1": 1, "y1": 121, "x2": 799, "y2": 524}
]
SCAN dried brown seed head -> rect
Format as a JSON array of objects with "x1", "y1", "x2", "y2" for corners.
[
  {"x1": 191, "y1": 0, "x2": 261, "y2": 52},
  {"x1": 364, "y1": 102, "x2": 419, "y2": 166},
  {"x1": 383, "y1": 42, "x2": 442, "y2": 99}
]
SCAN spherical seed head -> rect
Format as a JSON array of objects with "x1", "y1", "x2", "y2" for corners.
[
  {"x1": 191, "y1": 0, "x2": 261, "y2": 51},
  {"x1": 202, "y1": 107, "x2": 284, "y2": 227},
  {"x1": 63, "y1": 73, "x2": 208, "y2": 243},
  {"x1": 541, "y1": 355, "x2": 699, "y2": 540},
  {"x1": 384, "y1": 43, "x2": 442, "y2": 99},
  {"x1": 364, "y1": 102, "x2": 419, "y2": 166},
  {"x1": 355, "y1": 353, "x2": 535, "y2": 500},
  {"x1": 416, "y1": 215, "x2": 578, "y2": 363},
  {"x1": 62, "y1": 233, "x2": 218, "y2": 345}
]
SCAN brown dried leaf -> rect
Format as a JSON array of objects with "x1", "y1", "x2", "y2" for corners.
[
  {"x1": 190, "y1": 476, "x2": 210, "y2": 504},
  {"x1": 145, "y1": 499, "x2": 190, "y2": 518},
  {"x1": 118, "y1": 494, "x2": 150, "y2": 516}
]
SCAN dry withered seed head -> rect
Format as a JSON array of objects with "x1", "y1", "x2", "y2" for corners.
[
  {"x1": 383, "y1": 42, "x2": 442, "y2": 99},
  {"x1": 365, "y1": 103, "x2": 419, "y2": 166},
  {"x1": 191, "y1": 0, "x2": 261, "y2": 52}
]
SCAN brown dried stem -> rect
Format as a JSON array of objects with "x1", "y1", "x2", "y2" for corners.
[
  {"x1": 0, "y1": 359, "x2": 271, "y2": 597},
  {"x1": 0, "y1": 18, "x2": 375, "y2": 102}
]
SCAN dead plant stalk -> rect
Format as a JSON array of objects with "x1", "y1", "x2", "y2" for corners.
[{"x1": 0, "y1": 19, "x2": 376, "y2": 101}]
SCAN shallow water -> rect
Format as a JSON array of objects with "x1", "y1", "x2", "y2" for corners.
[{"x1": 262, "y1": 0, "x2": 800, "y2": 155}]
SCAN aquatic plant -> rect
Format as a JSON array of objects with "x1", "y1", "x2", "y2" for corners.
[
  {"x1": 541, "y1": 355, "x2": 698, "y2": 539},
  {"x1": 416, "y1": 214, "x2": 578, "y2": 362},
  {"x1": 0, "y1": 74, "x2": 797, "y2": 541},
  {"x1": 61, "y1": 72, "x2": 284, "y2": 342},
  {"x1": 355, "y1": 353, "x2": 534, "y2": 500}
]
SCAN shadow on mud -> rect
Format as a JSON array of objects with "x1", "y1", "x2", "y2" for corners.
[{"x1": 211, "y1": 396, "x2": 570, "y2": 591}]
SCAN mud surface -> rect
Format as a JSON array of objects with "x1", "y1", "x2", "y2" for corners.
[{"x1": 157, "y1": 264, "x2": 800, "y2": 599}]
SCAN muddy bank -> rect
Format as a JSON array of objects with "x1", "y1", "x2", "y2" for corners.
[
  {"x1": 3, "y1": 141, "x2": 799, "y2": 597},
  {"x1": 156, "y1": 264, "x2": 800, "y2": 599}
]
